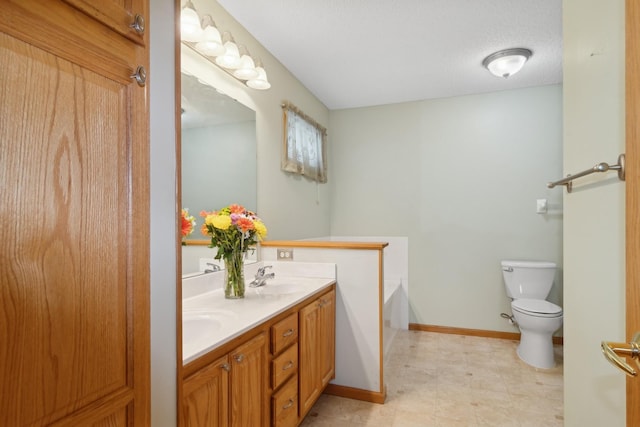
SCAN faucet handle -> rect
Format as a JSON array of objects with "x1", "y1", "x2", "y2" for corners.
[{"x1": 257, "y1": 265, "x2": 273, "y2": 276}]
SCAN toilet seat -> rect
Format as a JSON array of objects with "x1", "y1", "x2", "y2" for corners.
[{"x1": 512, "y1": 299, "x2": 563, "y2": 318}]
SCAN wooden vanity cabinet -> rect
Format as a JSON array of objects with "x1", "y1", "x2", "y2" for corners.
[
  {"x1": 183, "y1": 285, "x2": 335, "y2": 427},
  {"x1": 299, "y1": 289, "x2": 336, "y2": 418},
  {"x1": 183, "y1": 332, "x2": 268, "y2": 427}
]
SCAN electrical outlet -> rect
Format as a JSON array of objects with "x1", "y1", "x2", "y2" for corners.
[{"x1": 277, "y1": 248, "x2": 294, "y2": 261}]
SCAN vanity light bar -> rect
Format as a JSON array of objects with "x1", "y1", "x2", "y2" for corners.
[{"x1": 180, "y1": 4, "x2": 270, "y2": 90}]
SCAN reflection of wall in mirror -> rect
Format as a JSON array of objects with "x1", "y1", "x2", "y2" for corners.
[{"x1": 182, "y1": 121, "x2": 257, "y2": 219}]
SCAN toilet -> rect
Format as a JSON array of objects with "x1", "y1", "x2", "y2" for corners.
[{"x1": 501, "y1": 260, "x2": 563, "y2": 369}]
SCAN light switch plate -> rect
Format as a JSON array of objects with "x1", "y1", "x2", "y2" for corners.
[{"x1": 536, "y1": 199, "x2": 548, "y2": 214}]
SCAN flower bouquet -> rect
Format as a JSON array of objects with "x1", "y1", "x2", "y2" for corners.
[{"x1": 200, "y1": 204, "x2": 267, "y2": 298}]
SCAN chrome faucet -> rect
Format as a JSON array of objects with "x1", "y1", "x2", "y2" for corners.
[
  {"x1": 204, "y1": 262, "x2": 221, "y2": 273},
  {"x1": 249, "y1": 265, "x2": 275, "y2": 287}
]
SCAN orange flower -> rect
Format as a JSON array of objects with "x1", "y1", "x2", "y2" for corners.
[
  {"x1": 229, "y1": 204, "x2": 245, "y2": 214},
  {"x1": 236, "y1": 217, "x2": 255, "y2": 233}
]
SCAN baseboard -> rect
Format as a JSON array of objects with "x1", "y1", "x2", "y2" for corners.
[
  {"x1": 323, "y1": 383, "x2": 386, "y2": 404},
  {"x1": 408, "y1": 323, "x2": 564, "y2": 345}
]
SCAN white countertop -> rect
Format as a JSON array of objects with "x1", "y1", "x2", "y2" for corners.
[{"x1": 182, "y1": 263, "x2": 336, "y2": 365}]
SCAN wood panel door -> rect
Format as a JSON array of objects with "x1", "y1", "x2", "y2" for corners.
[
  {"x1": 627, "y1": 0, "x2": 640, "y2": 425},
  {"x1": 0, "y1": 1, "x2": 149, "y2": 425},
  {"x1": 183, "y1": 356, "x2": 230, "y2": 427}
]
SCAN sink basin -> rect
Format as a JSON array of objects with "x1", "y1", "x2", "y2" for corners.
[
  {"x1": 182, "y1": 310, "x2": 235, "y2": 345},
  {"x1": 251, "y1": 283, "x2": 307, "y2": 296}
]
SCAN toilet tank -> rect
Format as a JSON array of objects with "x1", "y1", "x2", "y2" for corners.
[{"x1": 501, "y1": 260, "x2": 557, "y2": 299}]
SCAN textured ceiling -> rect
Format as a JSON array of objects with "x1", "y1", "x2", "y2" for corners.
[{"x1": 217, "y1": 0, "x2": 562, "y2": 110}]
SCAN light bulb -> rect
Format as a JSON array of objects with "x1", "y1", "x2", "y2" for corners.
[
  {"x1": 195, "y1": 17, "x2": 224, "y2": 56},
  {"x1": 215, "y1": 40, "x2": 241, "y2": 69},
  {"x1": 180, "y1": 1, "x2": 202, "y2": 42},
  {"x1": 247, "y1": 67, "x2": 271, "y2": 90},
  {"x1": 233, "y1": 55, "x2": 259, "y2": 80}
]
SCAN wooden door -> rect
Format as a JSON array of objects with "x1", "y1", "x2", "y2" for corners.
[
  {"x1": 183, "y1": 355, "x2": 230, "y2": 427},
  {"x1": 229, "y1": 332, "x2": 268, "y2": 427},
  {"x1": 627, "y1": 1, "x2": 640, "y2": 425},
  {"x1": 0, "y1": 1, "x2": 149, "y2": 425}
]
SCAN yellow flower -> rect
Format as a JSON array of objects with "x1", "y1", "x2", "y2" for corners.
[
  {"x1": 206, "y1": 214, "x2": 232, "y2": 230},
  {"x1": 254, "y1": 220, "x2": 268, "y2": 240}
]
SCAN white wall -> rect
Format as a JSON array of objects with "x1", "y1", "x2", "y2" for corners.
[
  {"x1": 150, "y1": 0, "x2": 178, "y2": 425},
  {"x1": 563, "y1": 0, "x2": 626, "y2": 425},
  {"x1": 329, "y1": 85, "x2": 563, "y2": 334}
]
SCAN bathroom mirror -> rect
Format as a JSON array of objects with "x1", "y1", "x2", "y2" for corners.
[{"x1": 181, "y1": 65, "x2": 257, "y2": 276}]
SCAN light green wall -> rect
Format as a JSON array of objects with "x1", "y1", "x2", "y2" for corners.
[
  {"x1": 563, "y1": 0, "x2": 626, "y2": 425},
  {"x1": 329, "y1": 85, "x2": 563, "y2": 333}
]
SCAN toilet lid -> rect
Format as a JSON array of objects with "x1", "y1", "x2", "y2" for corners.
[{"x1": 512, "y1": 299, "x2": 563, "y2": 316}]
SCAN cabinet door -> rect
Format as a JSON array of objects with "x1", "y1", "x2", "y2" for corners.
[
  {"x1": 229, "y1": 332, "x2": 268, "y2": 427},
  {"x1": 61, "y1": 0, "x2": 147, "y2": 44},
  {"x1": 319, "y1": 289, "x2": 336, "y2": 387},
  {"x1": 299, "y1": 298, "x2": 321, "y2": 416},
  {"x1": 0, "y1": 1, "x2": 149, "y2": 425},
  {"x1": 184, "y1": 356, "x2": 230, "y2": 427},
  {"x1": 299, "y1": 290, "x2": 337, "y2": 418}
]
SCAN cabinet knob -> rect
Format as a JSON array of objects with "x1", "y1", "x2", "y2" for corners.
[
  {"x1": 130, "y1": 66, "x2": 146, "y2": 87},
  {"x1": 221, "y1": 363, "x2": 230, "y2": 372},
  {"x1": 234, "y1": 354, "x2": 244, "y2": 363},
  {"x1": 130, "y1": 14, "x2": 145, "y2": 34}
]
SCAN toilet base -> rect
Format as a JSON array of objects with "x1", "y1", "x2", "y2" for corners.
[{"x1": 517, "y1": 330, "x2": 557, "y2": 369}]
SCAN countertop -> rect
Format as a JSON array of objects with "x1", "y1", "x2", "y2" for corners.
[{"x1": 182, "y1": 266, "x2": 336, "y2": 365}]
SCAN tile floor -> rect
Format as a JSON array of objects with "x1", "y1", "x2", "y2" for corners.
[{"x1": 300, "y1": 330, "x2": 563, "y2": 427}]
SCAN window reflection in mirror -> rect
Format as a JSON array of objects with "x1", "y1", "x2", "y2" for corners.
[{"x1": 181, "y1": 72, "x2": 257, "y2": 277}]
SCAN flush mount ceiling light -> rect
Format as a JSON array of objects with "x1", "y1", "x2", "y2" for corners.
[{"x1": 482, "y1": 48, "x2": 532, "y2": 79}]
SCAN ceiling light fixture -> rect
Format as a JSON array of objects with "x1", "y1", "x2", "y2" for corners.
[
  {"x1": 482, "y1": 48, "x2": 532, "y2": 79},
  {"x1": 179, "y1": 4, "x2": 271, "y2": 90}
]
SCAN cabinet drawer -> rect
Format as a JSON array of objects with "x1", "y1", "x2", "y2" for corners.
[
  {"x1": 272, "y1": 342, "x2": 298, "y2": 390},
  {"x1": 271, "y1": 312, "x2": 298, "y2": 355},
  {"x1": 272, "y1": 375, "x2": 298, "y2": 427}
]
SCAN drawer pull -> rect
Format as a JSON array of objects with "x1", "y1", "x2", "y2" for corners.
[
  {"x1": 282, "y1": 361, "x2": 294, "y2": 370},
  {"x1": 282, "y1": 328, "x2": 294, "y2": 337},
  {"x1": 282, "y1": 399, "x2": 294, "y2": 410}
]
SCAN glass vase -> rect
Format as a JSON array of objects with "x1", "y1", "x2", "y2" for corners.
[{"x1": 224, "y1": 250, "x2": 245, "y2": 299}]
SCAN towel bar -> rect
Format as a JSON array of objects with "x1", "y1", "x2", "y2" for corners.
[{"x1": 547, "y1": 154, "x2": 625, "y2": 193}]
